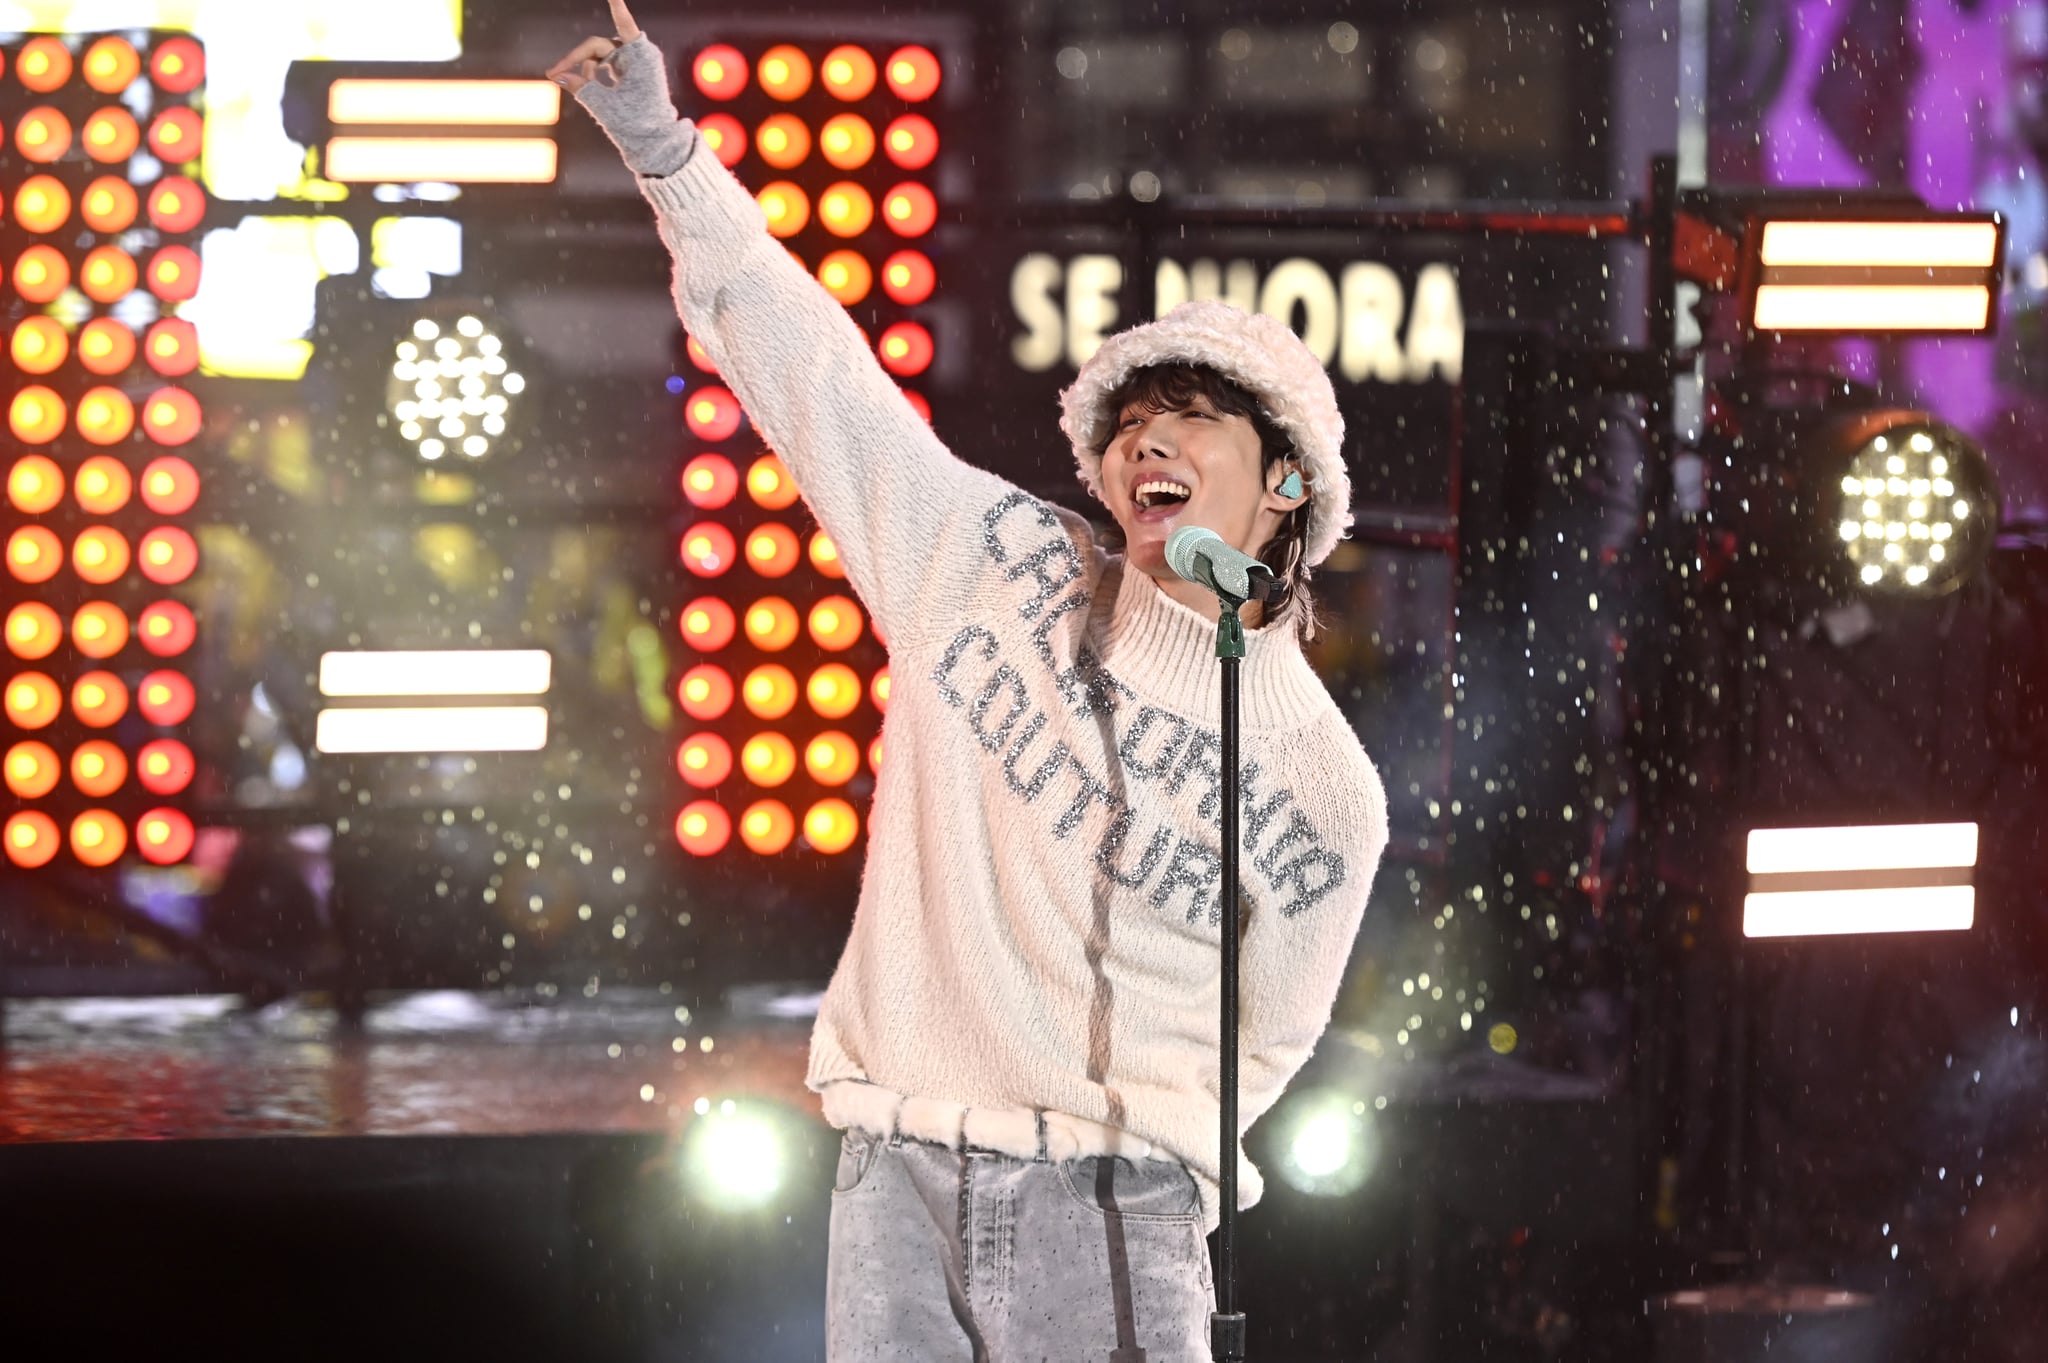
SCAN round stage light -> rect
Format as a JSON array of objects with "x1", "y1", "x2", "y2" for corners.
[
  {"x1": 139, "y1": 527, "x2": 199, "y2": 586},
  {"x1": 151, "y1": 38, "x2": 205, "y2": 94},
  {"x1": 697, "y1": 113, "x2": 746, "y2": 167},
  {"x1": 693, "y1": 45, "x2": 749, "y2": 100},
  {"x1": 10, "y1": 316, "x2": 68, "y2": 375},
  {"x1": 81, "y1": 317, "x2": 139, "y2": 375},
  {"x1": 15, "y1": 175, "x2": 70, "y2": 233},
  {"x1": 5, "y1": 741, "x2": 60, "y2": 799},
  {"x1": 758, "y1": 181, "x2": 810, "y2": 238},
  {"x1": 82, "y1": 175, "x2": 140, "y2": 233},
  {"x1": 822, "y1": 45, "x2": 878, "y2": 100},
  {"x1": 5, "y1": 672, "x2": 61, "y2": 728},
  {"x1": 808, "y1": 596, "x2": 864, "y2": 651},
  {"x1": 139, "y1": 601, "x2": 197, "y2": 657},
  {"x1": 808, "y1": 531, "x2": 846, "y2": 579},
  {"x1": 83, "y1": 106, "x2": 140, "y2": 162},
  {"x1": 75, "y1": 456, "x2": 133, "y2": 514},
  {"x1": 738, "y1": 798, "x2": 795, "y2": 853},
  {"x1": 804, "y1": 798, "x2": 860, "y2": 852},
  {"x1": 742, "y1": 664, "x2": 798, "y2": 720},
  {"x1": 71, "y1": 740, "x2": 128, "y2": 798},
  {"x1": 740, "y1": 733, "x2": 797, "y2": 787},
  {"x1": 818, "y1": 250, "x2": 872, "y2": 304},
  {"x1": 747, "y1": 455, "x2": 801, "y2": 510},
  {"x1": 5, "y1": 812, "x2": 60, "y2": 868},
  {"x1": 883, "y1": 114, "x2": 939, "y2": 170},
  {"x1": 7, "y1": 527, "x2": 61, "y2": 584},
  {"x1": 16, "y1": 107, "x2": 72, "y2": 163},
  {"x1": 136, "y1": 809, "x2": 195, "y2": 865},
  {"x1": 677, "y1": 732, "x2": 734, "y2": 789},
  {"x1": 148, "y1": 108, "x2": 203, "y2": 164},
  {"x1": 77, "y1": 389, "x2": 137, "y2": 446},
  {"x1": 819, "y1": 113, "x2": 875, "y2": 170},
  {"x1": 81, "y1": 246, "x2": 138, "y2": 303},
  {"x1": 10, "y1": 386, "x2": 65, "y2": 443},
  {"x1": 72, "y1": 602, "x2": 130, "y2": 659},
  {"x1": 740, "y1": 597, "x2": 797, "y2": 653},
  {"x1": 878, "y1": 322, "x2": 934, "y2": 377},
  {"x1": 685, "y1": 387, "x2": 743, "y2": 441},
  {"x1": 18, "y1": 37, "x2": 73, "y2": 93},
  {"x1": 869, "y1": 735, "x2": 885, "y2": 772},
  {"x1": 142, "y1": 387, "x2": 203, "y2": 446},
  {"x1": 389, "y1": 316, "x2": 522, "y2": 463},
  {"x1": 677, "y1": 800, "x2": 732, "y2": 856},
  {"x1": 137, "y1": 739, "x2": 194, "y2": 796},
  {"x1": 140, "y1": 456, "x2": 200, "y2": 514},
  {"x1": 1271, "y1": 1090, "x2": 1378, "y2": 1198},
  {"x1": 14, "y1": 246, "x2": 69, "y2": 303},
  {"x1": 73, "y1": 527, "x2": 132, "y2": 585},
  {"x1": 884, "y1": 46, "x2": 941, "y2": 102},
  {"x1": 73, "y1": 670, "x2": 130, "y2": 728},
  {"x1": 1827, "y1": 412, "x2": 1999, "y2": 595},
  {"x1": 685, "y1": 334, "x2": 720, "y2": 374},
  {"x1": 7, "y1": 603, "x2": 61, "y2": 660},
  {"x1": 682, "y1": 1099, "x2": 793, "y2": 1208},
  {"x1": 804, "y1": 733, "x2": 860, "y2": 786},
  {"x1": 683, "y1": 453, "x2": 739, "y2": 509},
  {"x1": 746, "y1": 523, "x2": 801, "y2": 578},
  {"x1": 818, "y1": 183, "x2": 875, "y2": 239},
  {"x1": 807, "y1": 663, "x2": 862, "y2": 719},
  {"x1": 85, "y1": 36, "x2": 142, "y2": 93},
  {"x1": 681, "y1": 522, "x2": 738, "y2": 577},
  {"x1": 143, "y1": 318, "x2": 198, "y2": 376},
  {"x1": 9, "y1": 455, "x2": 64, "y2": 514},
  {"x1": 71, "y1": 810, "x2": 127, "y2": 867},
  {"x1": 881, "y1": 250, "x2": 936, "y2": 305},
  {"x1": 681, "y1": 597, "x2": 738, "y2": 652},
  {"x1": 677, "y1": 663, "x2": 734, "y2": 720},
  {"x1": 758, "y1": 45, "x2": 813, "y2": 101},
  {"x1": 756, "y1": 114, "x2": 811, "y2": 170},
  {"x1": 147, "y1": 175, "x2": 206, "y2": 232},
  {"x1": 137, "y1": 670, "x2": 196, "y2": 726},
  {"x1": 872, "y1": 667, "x2": 892, "y2": 713},
  {"x1": 147, "y1": 246, "x2": 201, "y2": 301},
  {"x1": 883, "y1": 183, "x2": 938, "y2": 238}
]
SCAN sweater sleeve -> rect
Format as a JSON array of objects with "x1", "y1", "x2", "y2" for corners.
[
  {"x1": 1234, "y1": 731, "x2": 1389, "y2": 1136},
  {"x1": 635, "y1": 132, "x2": 1022, "y2": 648}
]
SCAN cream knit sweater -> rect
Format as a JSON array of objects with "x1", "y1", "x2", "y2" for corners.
[{"x1": 638, "y1": 136, "x2": 1388, "y2": 1230}]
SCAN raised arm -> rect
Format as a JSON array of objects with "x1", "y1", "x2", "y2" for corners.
[{"x1": 553, "y1": 7, "x2": 1020, "y2": 647}]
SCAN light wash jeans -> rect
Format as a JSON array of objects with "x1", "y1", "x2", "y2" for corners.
[{"x1": 826, "y1": 1127, "x2": 1216, "y2": 1362}]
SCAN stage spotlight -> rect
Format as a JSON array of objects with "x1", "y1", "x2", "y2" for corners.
[
  {"x1": 152, "y1": 38, "x2": 205, "y2": 94},
  {"x1": 804, "y1": 797, "x2": 859, "y2": 851},
  {"x1": 758, "y1": 45, "x2": 813, "y2": 101},
  {"x1": 5, "y1": 812, "x2": 60, "y2": 869},
  {"x1": 8, "y1": 455, "x2": 64, "y2": 514},
  {"x1": 18, "y1": 37, "x2": 72, "y2": 92},
  {"x1": 746, "y1": 523, "x2": 800, "y2": 578},
  {"x1": 822, "y1": 46, "x2": 877, "y2": 100},
  {"x1": 808, "y1": 596, "x2": 864, "y2": 651},
  {"x1": 16, "y1": 107, "x2": 71, "y2": 163},
  {"x1": 142, "y1": 387, "x2": 204, "y2": 445},
  {"x1": 145, "y1": 319, "x2": 199, "y2": 377},
  {"x1": 692, "y1": 45, "x2": 748, "y2": 100},
  {"x1": 819, "y1": 182, "x2": 874, "y2": 238},
  {"x1": 139, "y1": 601, "x2": 197, "y2": 657},
  {"x1": 13, "y1": 246, "x2": 69, "y2": 303},
  {"x1": 682, "y1": 522, "x2": 738, "y2": 577},
  {"x1": 75, "y1": 456, "x2": 133, "y2": 513},
  {"x1": 697, "y1": 113, "x2": 745, "y2": 168},
  {"x1": 5, "y1": 741, "x2": 60, "y2": 799},
  {"x1": 82, "y1": 107, "x2": 140, "y2": 162},
  {"x1": 804, "y1": 733, "x2": 860, "y2": 786},
  {"x1": 883, "y1": 183, "x2": 937, "y2": 238},
  {"x1": 78, "y1": 389, "x2": 137, "y2": 446},
  {"x1": 819, "y1": 114, "x2": 875, "y2": 171},
  {"x1": 738, "y1": 798, "x2": 795, "y2": 853},
  {"x1": 81, "y1": 245, "x2": 138, "y2": 303},
  {"x1": 678, "y1": 733, "x2": 735, "y2": 788},
  {"x1": 80, "y1": 318, "x2": 139, "y2": 375},
  {"x1": 1747, "y1": 216, "x2": 2001, "y2": 335},
  {"x1": 741, "y1": 733, "x2": 797, "y2": 786},
  {"x1": 758, "y1": 181, "x2": 810, "y2": 238},
  {"x1": 7, "y1": 603, "x2": 60, "y2": 660},
  {"x1": 71, "y1": 810, "x2": 127, "y2": 867},
  {"x1": 686, "y1": 387, "x2": 743, "y2": 441},
  {"x1": 742, "y1": 664, "x2": 798, "y2": 720},
  {"x1": 681, "y1": 597, "x2": 738, "y2": 651},
  {"x1": 677, "y1": 800, "x2": 732, "y2": 855},
  {"x1": 882, "y1": 250, "x2": 936, "y2": 305},
  {"x1": 137, "y1": 670, "x2": 197, "y2": 726},
  {"x1": 808, "y1": 531, "x2": 846, "y2": 579},
  {"x1": 747, "y1": 455, "x2": 800, "y2": 510},
  {"x1": 884, "y1": 46, "x2": 941, "y2": 102},
  {"x1": 883, "y1": 114, "x2": 938, "y2": 171},
  {"x1": 136, "y1": 739, "x2": 195, "y2": 796},
  {"x1": 685, "y1": 335, "x2": 720, "y2": 374},
  {"x1": 148, "y1": 108, "x2": 203, "y2": 164},
  {"x1": 806, "y1": 663, "x2": 861, "y2": 719},
  {"x1": 74, "y1": 527, "x2": 133, "y2": 585},
  {"x1": 71, "y1": 741, "x2": 128, "y2": 798},
  {"x1": 84, "y1": 36, "x2": 141, "y2": 93},
  {"x1": 1744, "y1": 822, "x2": 1978, "y2": 938},
  {"x1": 10, "y1": 316, "x2": 67, "y2": 375},
  {"x1": 871, "y1": 667, "x2": 892, "y2": 713},
  {"x1": 868, "y1": 736, "x2": 884, "y2": 773},
  {"x1": 147, "y1": 244, "x2": 201, "y2": 302},
  {"x1": 139, "y1": 528, "x2": 199, "y2": 586},
  {"x1": 390, "y1": 316, "x2": 523, "y2": 463},
  {"x1": 73, "y1": 671, "x2": 131, "y2": 728},
  {"x1": 5, "y1": 672, "x2": 61, "y2": 729},
  {"x1": 746, "y1": 598, "x2": 800, "y2": 652},
  {"x1": 140, "y1": 456, "x2": 201, "y2": 514},
  {"x1": 147, "y1": 175, "x2": 206, "y2": 232},
  {"x1": 136, "y1": 809, "x2": 196, "y2": 865},
  {"x1": 81, "y1": 176, "x2": 139, "y2": 233},
  {"x1": 680, "y1": 1100, "x2": 792, "y2": 1210},
  {"x1": 1271, "y1": 1090, "x2": 1378, "y2": 1198},
  {"x1": 8, "y1": 527, "x2": 62, "y2": 584},
  {"x1": 878, "y1": 322, "x2": 933, "y2": 377},
  {"x1": 818, "y1": 250, "x2": 872, "y2": 305},
  {"x1": 10, "y1": 386, "x2": 64, "y2": 444},
  {"x1": 756, "y1": 114, "x2": 810, "y2": 169},
  {"x1": 678, "y1": 663, "x2": 735, "y2": 720},
  {"x1": 72, "y1": 602, "x2": 130, "y2": 660}
]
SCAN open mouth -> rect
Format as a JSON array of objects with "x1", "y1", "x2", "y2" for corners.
[{"x1": 1132, "y1": 478, "x2": 1193, "y2": 515}]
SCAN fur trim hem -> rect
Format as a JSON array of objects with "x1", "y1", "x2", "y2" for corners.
[{"x1": 819, "y1": 1079, "x2": 1171, "y2": 1164}]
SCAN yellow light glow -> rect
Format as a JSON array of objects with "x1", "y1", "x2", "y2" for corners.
[
  {"x1": 1758, "y1": 220, "x2": 2000, "y2": 269},
  {"x1": 315, "y1": 706, "x2": 551, "y2": 753},
  {"x1": 1746, "y1": 822, "x2": 1978, "y2": 875},
  {"x1": 330, "y1": 79, "x2": 563, "y2": 126},
  {"x1": 319, "y1": 650, "x2": 554, "y2": 697},
  {"x1": 1752, "y1": 285, "x2": 1992, "y2": 332},
  {"x1": 325, "y1": 137, "x2": 559, "y2": 184},
  {"x1": 1743, "y1": 887, "x2": 1976, "y2": 938}
]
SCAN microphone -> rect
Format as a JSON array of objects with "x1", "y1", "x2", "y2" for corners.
[{"x1": 1165, "y1": 526, "x2": 1280, "y2": 604}]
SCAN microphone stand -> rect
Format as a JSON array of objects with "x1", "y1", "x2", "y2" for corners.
[{"x1": 1209, "y1": 593, "x2": 1248, "y2": 1363}]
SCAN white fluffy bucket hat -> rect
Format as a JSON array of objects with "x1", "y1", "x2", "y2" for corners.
[{"x1": 1058, "y1": 299, "x2": 1352, "y2": 569}]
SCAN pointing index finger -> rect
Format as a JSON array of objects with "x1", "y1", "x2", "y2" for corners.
[{"x1": 608, "y1": 0, "x2": 641, "y2": 41}]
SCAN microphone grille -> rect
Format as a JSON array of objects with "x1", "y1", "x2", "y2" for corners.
[{"x1": 1164, "y1": 525, "x2": 1221, "y2": 582}]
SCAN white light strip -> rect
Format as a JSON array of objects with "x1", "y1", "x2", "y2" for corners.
[
  {"x1": 319, "y1": 650, "x2": 553, "y2": 697},
  {"x1": 329, "y1": 79, "x2": 563, "y2": 127},
  {"x1": 324, "y1": 136, "x2": 559, "y2": 184},
  {"x1": 315, "y1": 706, "x2": 549, "y2": 754},
  {"x1": 1752, "y1": 285, "x2": 1992, "y2": 332},
  {"x1": 1758, "y1": 220, "x2": 2000, "y2": 269},
  {"x1": 1746, "y1": 822, "x2": 1978, "y2": 875},
  {"x1": 1744, "y1": 886, "x2": 1975, "y2": 938}
]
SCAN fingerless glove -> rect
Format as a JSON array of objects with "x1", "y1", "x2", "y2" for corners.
[{"x1": 572, "y1": 35, "x2": 697, "y2": 179}]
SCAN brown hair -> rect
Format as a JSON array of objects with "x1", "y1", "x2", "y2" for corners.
[{"x1": 1097, "y1": 363, "x2": 1312, "y2": 626}]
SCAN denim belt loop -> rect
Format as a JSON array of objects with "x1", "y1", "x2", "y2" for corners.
[
  {"x1": 888, "y1": 1097, "x2": 904, "y2": 1148},
  {"x1": 955, "y1": 1107, "x2": 969, "y2": 1155}
]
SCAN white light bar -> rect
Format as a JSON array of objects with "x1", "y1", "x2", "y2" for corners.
[
  {"x1": 1743, "y1": 821, "x2": 1979, "y2": 939},
  {"x1": 324, "y1": 136, "x2": 559, "y2": 184},
  {"x1": 315, "y1": 706, "x2": 549, "y2": 754},
  {"x1": 318, "y1": 650, "x2": 553, "y2": 698},
  {"x1": 1752, "y1": 286, "x2": 1993, "y2": 333},
  {"x1": 330, "y1": 79, "x2": 562, "y2": 127},
  {"x1": 1758, "y1": 221, "x2": 2000, "y2": 269}
]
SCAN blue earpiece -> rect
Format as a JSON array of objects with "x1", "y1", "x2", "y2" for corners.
[{"x1": 1277, "y1": 470, "x2": 1304, "y2": 499}]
